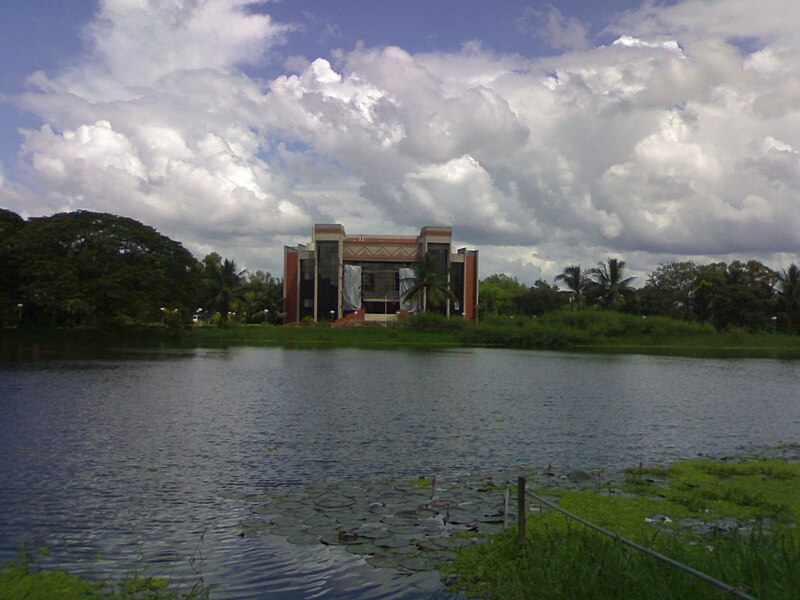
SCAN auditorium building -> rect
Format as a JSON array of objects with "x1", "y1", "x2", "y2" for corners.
[{"x1": 283, "y1": 224, "x2": 478, "y2": 324}]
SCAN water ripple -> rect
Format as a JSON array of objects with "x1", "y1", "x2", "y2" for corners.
[{"x1": 2, "y1": 347, "x2": 799, "y2": 597}]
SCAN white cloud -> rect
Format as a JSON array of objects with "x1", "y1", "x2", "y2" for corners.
[
  {"x1": 3, "y1": 0, "x2": 800, "y2": 282},
  {"x1": 6, "y1": 0, "x2": 309, "y2": 272},
  {"x1": 77, "y1": 0, "x2": 290, "y2": 95}
]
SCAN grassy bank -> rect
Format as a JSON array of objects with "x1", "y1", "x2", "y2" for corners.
[
  {"x1": 442, "y1": 455, "x2": 800, "y2": 599},
  {"x1": 0, "y1": 550, "x2": 209, "y2": 600},
  {"x1": 4, "y1": 311, "x2": 800, "y2": 358},
  {"x1": 466, "y1": 312, "x2": 800, "y2": 358},
  {"x1": 184, "y1": 311, "x2": 800, "y2": 358}
]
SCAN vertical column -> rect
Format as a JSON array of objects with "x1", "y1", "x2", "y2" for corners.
[
  {"x1": 464, "y1": 251, "x2": 479, "y2": 322},
  {"x1": 283, "y1": 247, "x2": 299, "y2": 324}
]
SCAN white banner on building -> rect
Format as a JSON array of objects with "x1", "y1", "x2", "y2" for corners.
[
  {"x1": 399, "y1": 268, "x2": 419, "y2": 312},
  {"x1": 342, "y1": 265, "x2": 362, "y2": 311}
]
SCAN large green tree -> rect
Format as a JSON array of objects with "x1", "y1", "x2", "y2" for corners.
[
  {"x1": 200, "y1": 253, "x2": 245, "y2": 326},
  {"x1": 479, "y1": 274, "x2": 527, "y2": 315},
  {"x1": 518, "y1": 279, "x2": 568, "y2": 315},
  {"x1": 0, "y1": 208, "x2": 24, "y2": 241},
  {"x1": 717, "y1": 261, "x2": 776, "y2": 330},
  {"x1": 0, "y1": 209, "x2": 26, "y2": 324},
  {"x1": 239, "y1": 270, "x2": 282, "y2": 323},
  {"x1": 1, "y1": 210, "x2": 198, "y2": 326},
  {"x1": 692, "y1": 261, "x2": 777, "y2": 331},
  {"x1": 640, "y1": 261, "x2": 699, "y2": 320},
  {"x1": 776, "y1": 263, "x2": 800, "y2": 333}
]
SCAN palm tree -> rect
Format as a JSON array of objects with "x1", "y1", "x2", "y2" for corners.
[
  {"x1": 588, "y1": 258, "x2": 635, "y2": 309},
  {"x1": 401, "y1": 252, "x2": 457, "y2": 312},
  {"x1": 203, "y1": 254, "x2": 246, "y2": 326},
  {"x1": 555, "y1": 265, "x2": 590, "y2": 310},
  {"x1": 777, "y1": 263, "x2": 800, "y2": 333}
]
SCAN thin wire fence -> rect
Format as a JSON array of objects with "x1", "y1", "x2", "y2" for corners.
[{"x1": 516, "y1": 475, "x2": 758, "y2": 600}]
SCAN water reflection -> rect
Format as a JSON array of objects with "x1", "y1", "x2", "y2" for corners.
[{"x1": 1, "y1": 347, "x2": 799, "y2": 598}]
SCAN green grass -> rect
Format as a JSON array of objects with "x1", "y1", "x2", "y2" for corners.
[
  {"x1": 624, "y1": 459, "x2": 800, "y2": 523},
  {"x1": 5, "y1": 311, "x2": 800, "y2": 358},
  {"x1": 183, "y1": 311, "x2": 800, "y2": 358},
  {"x1": 0, "y1": 562, "x2": 209, "y2": 600},
  {"x1": 442, "y1": 458, "x2": 800, "y2": 599},
  {"x1": 442, "y1": 522, "x2": 800, "y2": 599},
  {"x1": 0, "y1": 546, "x2": 211, "y2": 600}
]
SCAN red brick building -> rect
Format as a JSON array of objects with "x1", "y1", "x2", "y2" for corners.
[{"x1": 283, "y1": 224, "x2": 478, "y2": 324}]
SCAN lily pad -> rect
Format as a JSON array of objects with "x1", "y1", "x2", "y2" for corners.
[
  {"x1": 374, "y1": 536, "x2": 414, "y2": 549},
  {"x1": 270, "y1": 524, "x2": 308, "y2": 537},
  {"x1": 345, "y1": 543, "x2": 378, "y2": 556},
  {"x1": 239, "y1": 518, "x2": 272, "y2": 534},
  {"x1": 286, "y1": 533, "x2": 320, "y2": 545},
  {"x1": 366, "y1": 554, "x2": 402, "y2": 569},
  {"x1": 314, "y1": 494, "x2": 357, "y2": 509},
  {"x1": 399, "y1": 557, "x2": 437, "y2": 572}
]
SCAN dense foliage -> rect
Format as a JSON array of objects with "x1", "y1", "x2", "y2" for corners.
[
  {"x1": 481, "y1": 257, "x2": 800, "y2": 334},
  {"x1": 0, "y1": 209, "x2": 283, "y2": 328},
  {"x1": 1, "y1": 206, "x2": 796, "y2": 333},
  {"x1": 0, "y1": 210, "x2": 198, "y2": 326}
]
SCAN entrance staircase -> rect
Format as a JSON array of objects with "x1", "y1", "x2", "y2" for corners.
[{"x1": 332, "y1": 309, "x2": 401, "y2": 328}]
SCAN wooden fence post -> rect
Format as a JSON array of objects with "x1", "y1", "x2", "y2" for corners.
[{"x1": 517, "y1": 475, "x2": 526, "y2": 548}]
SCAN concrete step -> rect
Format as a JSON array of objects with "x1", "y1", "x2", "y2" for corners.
[{"x1": 364, "y1": 313, "x2": 397, "y2": 322}]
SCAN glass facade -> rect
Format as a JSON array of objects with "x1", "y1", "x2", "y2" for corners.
[
  {"x1": 284, "y1": 226, "x2": 476, "y2": 323},
  {"x1": 450, "y1": 262, "x2": 464, "y2": 315},
  {"x1": 350, "y1": 261, "x2": 414, "y2": 314},
  {"x1": 299, "y1": 258, "x2": 315, "y2": 320},
  {"x1": 316, "y1": 241, "x2": 339, "y2": 319}
]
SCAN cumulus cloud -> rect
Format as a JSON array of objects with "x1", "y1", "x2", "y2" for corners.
[
  {"x1": 8, "y1": 0, "x2": 308, "y2": 272},
  {"x1": 3, "y1": 0, "x2": 800, "y2": 282}
]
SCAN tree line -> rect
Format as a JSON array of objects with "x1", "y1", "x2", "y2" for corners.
[
  {"x1": 479, "y1": 258, "x2": 800, "y2": 334},
  {"x1": 0, "y1": 208, "x2": 281, "y2": 327},
  {"x1": 2, "y1": 207, "x2": 798, "y2": 333}
]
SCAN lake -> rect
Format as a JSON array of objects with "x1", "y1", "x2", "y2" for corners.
[{"x1": 1, "y1": 346, "x2": 799, "y2": 598}]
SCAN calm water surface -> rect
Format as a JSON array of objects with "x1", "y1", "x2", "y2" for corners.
[{"x1": 1, "y1": 346, "x2": 799, "y2": 598}]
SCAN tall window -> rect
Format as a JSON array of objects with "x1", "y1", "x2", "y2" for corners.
[
  {"x1": 300, "y1": 258, "x2": 315, "y2": 319},
  {"x1": 316, "y1": 241, "x2": 339, "y2": 318}
]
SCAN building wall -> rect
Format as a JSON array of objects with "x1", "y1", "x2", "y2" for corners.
[
  {"x1": 464, "y1": 250, "x2": 479, "y2": 322},
  {"x1": 283, "y1": 224, "x2": 478, "y2": 324},
  {"x1": 283, "y1": 247, "x2": 299, "y2": 324}
]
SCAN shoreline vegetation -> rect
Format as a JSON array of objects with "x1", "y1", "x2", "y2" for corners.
[
  {"x1": 4, "y1": 310, "x2": 800, "y2": 359},
  {"x1": 4, "y1": 448, "x2": 800, "y2": 599},
  {"x1": 443, "y1": 446, "x2": 800, "y2": 599},
  {"x1": 0, "y1": 551, "x2": 211, "y2": 600}
]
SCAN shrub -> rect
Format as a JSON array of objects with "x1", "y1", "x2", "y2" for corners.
[{"x1": 402, "y1": 312, "x2": 467, "y2": 332}]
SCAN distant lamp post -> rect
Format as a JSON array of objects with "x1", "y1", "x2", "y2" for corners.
[
  {"x1": 17, "y1": 303, "x2": 23, "y2": 324},
  {"x1": 160, "y1": 306, "x2": 166, "y2": 325},
  {"x1": 196, "y1": 308, "x2": 203, "y2": 326},
  {"x1": 263, "y1": 308, "x2": 269, "y2": 325},
  {"x1": 384, "y1": 291, "x2": 393, "y2": 327},
  {"x1": 329, "y1": 309, "x2": 335, "y2": 322},
  {"x1": 771, "y1": 315, "x2": 778, "y2": 332}
]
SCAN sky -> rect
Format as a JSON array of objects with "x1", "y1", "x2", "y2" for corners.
[{"x1": 1, "y1": 0, "x2": 800, "y2": 284}]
